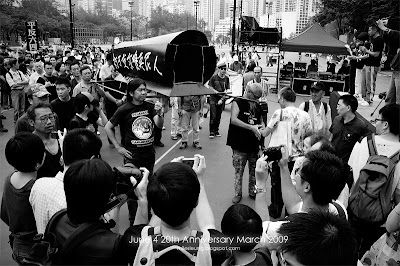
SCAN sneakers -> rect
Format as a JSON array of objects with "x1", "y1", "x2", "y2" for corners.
[
  {"x1": 215, "y1": 132, "x2": 221, "y2": 137},
  {"x1": 154, "y1": 141, "x2": 165, "y2": 147},
  {"x1": 193, "y1": 142, "x2": 202, "y2": 149},
  {"x1": 232, "y1": 195, "x2": 242, "y2": 204},
  {"x1": 361, "y1": 101, "x2": 371, "y2": 106},
  {"x1": 171, "y1": 135, "x2": 178, "y2": 140},
  {"x1": 209, "y1": 133, "x2": 215, "y2": 139},
  {"x1": 355, "y1": 94, "x2": 363, "y2": 102},
  {"x1": 179, "y1": 142, "x2": 188, "y2": 149}
]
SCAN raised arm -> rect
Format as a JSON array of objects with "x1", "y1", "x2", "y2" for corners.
[
  {"x1": 279, "y1": 146, "x2": 301, "y2": 214},
  {"x1": 255, "y1": 154, "x2": 270, "y2": 222}
]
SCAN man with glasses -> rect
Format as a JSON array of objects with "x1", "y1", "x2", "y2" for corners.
[
  {"x1": 348, "y1": 103, "x2": 400, "y2": 257},
  {"x1": 27, "y1": 102, "x2": 63, "y2": 179},
  {"x1": 227, "y1": 83, "x2": 264, "y2": 204},
  {"x1": 29, "y1": 128, "x2": 102, "y2": 234},
  {"x1": 207, "y1": 61, "x2": 230, "y2": 139}
]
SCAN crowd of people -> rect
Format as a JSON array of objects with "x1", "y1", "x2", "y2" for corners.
[{"x1": 0, "y1": 19, "x2": 399, "y2": 266}]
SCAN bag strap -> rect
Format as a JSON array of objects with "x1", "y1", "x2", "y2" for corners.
[
  {"x1": 279, "y1": 108, "x2": 283, "y2": 121},
  {"x1": 61, "y1": 222, "x2": 105, "y2": 259},
  {"x1": 323, "y1": 102, "x2": 328, "y2": 115},
  {"x1": 367, "y1": 134, "x2": 378, "y2": 156},
  {"x1": 254, "y1": 247, "x2": 272, "y2": 264},
  {"x1": 45, "y1": 208, "x2": 68, "y2": 234},
  {"x1": 304, "y1": 101, "x2": 309, "y2": 113},
  {"x1": 332, "y1": 202, "x2": 346, "y2": 219}
]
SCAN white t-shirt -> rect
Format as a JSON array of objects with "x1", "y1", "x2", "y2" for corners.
[{"x1": 348, "y1": 135, "x2": 400, "y2": 195}]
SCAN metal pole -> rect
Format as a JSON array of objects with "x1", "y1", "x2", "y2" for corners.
[
  {"x1": 69, "y1": 0, "x2": 74, "y2": 48},
  {"x1": 231, "y1": 0, "x2": 236, "y2": 53},
  {"x1": 130, "y1": 3, "x2": 133, "y2": 41},
  {"x1": 194, "y1": 1, "x2": 199, "y2": 30}
]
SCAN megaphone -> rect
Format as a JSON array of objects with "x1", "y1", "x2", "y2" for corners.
[{"x1": 112, "y1": 30, "x2": 217, "y2": 97}]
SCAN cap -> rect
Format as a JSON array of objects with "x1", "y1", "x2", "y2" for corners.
[
  {"x1": 79, "y1": 91, "x2": 100, "y2": 106},
  {"x1": 217, "y1": 61, "x2": 227, "y2": 68},
  {"x1": 233, "y1": 55, "x2": 239, "y2": 61},
  {"x1": 311, "y1": 81, "x2": 326, "y2": 91},
  {"x1": 29, "y1": 84, "x2": 51, "y2": 98}
]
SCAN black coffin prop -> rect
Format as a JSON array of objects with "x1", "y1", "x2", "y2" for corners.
[{"x1": 112, "y1": 30, "x2": 217, "y2": 97}]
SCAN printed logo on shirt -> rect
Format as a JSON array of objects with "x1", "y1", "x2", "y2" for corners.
[{"x1": 132, "y1": 116, "x2": 153, "y2": 140}]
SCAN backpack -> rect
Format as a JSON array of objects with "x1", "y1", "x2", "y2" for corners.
[
  {"x1": 349, "y1": 135, "x2": 400, "y2": 225},
  {"x1": 304, "y1": 101, "x2": 328, "y2": 115},
  {"x1": 132, "y1": 226, "x2": 212, "y2": 266},
  {"x1": 22, "y1": 209, "x2": 106, "y2": 265}
]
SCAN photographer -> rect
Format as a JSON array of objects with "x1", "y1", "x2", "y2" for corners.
[
  {"x1": 260, "y1": 87, "x2": 312, "y2": 219},
  {"x1": 376, "y1": 19, "x2": 400, "y2": 105},
  {"x1": 50, "y1": 158, "x2": 149, "y2": 265},
  {"x1": 29, "y1": 128, "x2": 102, "y2": 234},
  {"x1": 120, "y1": 155, "x2": 229, "y2": 265},
  {"x1": 256, "y1": 147, "x2": 347, "y2": 216}
]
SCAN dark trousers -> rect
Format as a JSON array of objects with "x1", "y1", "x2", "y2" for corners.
[
  {"x1": 349, "y1": 214, "x2": 386, "y2": 259},
  {"x1": 209, "y1": 101, "x2": 224, "y2": 134},
  {"x1": 125, "y1": 155, "x2": 155, "y2": 227},
  {"x1": 154, "y1": 125, "x2": 162, "y2": 143},
  {"x1": 269, "y1": 161, "x2": 295, "y2": 219}
]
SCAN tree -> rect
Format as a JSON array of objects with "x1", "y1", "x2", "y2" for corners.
[{"x1": 314, "y1": 0, "x2": 399, "y2": 34}]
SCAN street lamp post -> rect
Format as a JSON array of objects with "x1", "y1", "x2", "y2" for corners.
[
  {"x1": 194, "y1": 0, "x2": 200, "y2": 30},
  {"x1": 231, "y1": 0, "x2": 236, "y2": 53},
  {"x1": 69, "y1": 0, "x2": 74, "y2": 48},
  {"x1": 128, "y1": 1, "x2": 133, "y2": 41}
]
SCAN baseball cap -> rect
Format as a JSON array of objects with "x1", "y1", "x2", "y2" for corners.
[
  {"x1": 28, "y1": 84, "x2": 51, "y2": 98},
  {"x1": 217, "y1": 61, "x2": 227, "y2": 68},
  {"x1": 77, "y1": 91, "x2": 100, "y2": 106},
  {"x1": 311, "y1": 81, "x2": 326, "y2": 91}
]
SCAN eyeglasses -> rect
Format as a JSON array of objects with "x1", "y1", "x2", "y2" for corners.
[
  {"x1": 278, "y1": 251, "x2": 290, "y2": 266},
  {"x1": 37, "y1": 114, "x2": 55, "y2": 123},
  {"x1": 295, "y1": 169, "x2": 306, "y2": 181},
  {"x1": 219, "y1": 67, "x2": 227, "y2": 70},
  {"x1": 372, "y1": 118, "x2": 386, "y2": 123}
]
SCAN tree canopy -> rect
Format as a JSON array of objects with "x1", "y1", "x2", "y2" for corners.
[{"x1": 314, "y1": 0, "x2": 400, "y2": 35}]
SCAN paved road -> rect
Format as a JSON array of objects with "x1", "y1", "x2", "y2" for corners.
[{"x1": 0, "y1": 47, "x2": 392, "y2": 264}]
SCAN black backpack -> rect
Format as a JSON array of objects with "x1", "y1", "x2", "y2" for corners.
[
  {"x1": 304, "y1": 101, "x2": 328, "y2": 115},
  {"x1": 22, "y1": 209, "x2": 105, "y2": 265},
  {"x1": 349, "y1": 135, "x2": 400, "y2": 224}
]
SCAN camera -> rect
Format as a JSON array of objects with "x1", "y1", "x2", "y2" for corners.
[
  {"x1": 113, "y1": 166, "x2": 143, "y2": 199},
  {"x1": 104, "y1": 165, "x2": 143, "y2": 213},
  {"x1": 50, "y1": 132, "x2": 59, "y2": 139},
  {"x1": 263, "y1": 146, "x2": 283, "y2": 162},
  {"x1": 182, "y1": 158, "x2": 195, "y2": 167},
  {"x1": 378, "y1": 92, "x2": 387, "y2": 99}
]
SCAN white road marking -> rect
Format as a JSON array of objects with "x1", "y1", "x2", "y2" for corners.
[{"x1": 155, "y1": 119, "x2": 204, "y2": 165}]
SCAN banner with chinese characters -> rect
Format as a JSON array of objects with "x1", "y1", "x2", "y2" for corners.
[{"x1": 25, "y1": 21, "x2": 39, "y2": 51}]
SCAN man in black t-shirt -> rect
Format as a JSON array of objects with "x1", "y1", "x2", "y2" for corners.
[
  {"x1": 208, "y1": 61, "x2": 230, "y2": 138},
  {"x1": 105, "y1": 78, "x2": 163, "y2": 225},
  {"x1": 361, "y1": 24, "x2": 384, "y2": 105},
  {"x1": 227, "y1": 83, "x2": 264, "y2": 204},
  {"x1": 37, "y1": 61, "x2": 57, "y2": 101},
  {"x1": 51, "y1": 77, "x2": 75, "y2": 131}
]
